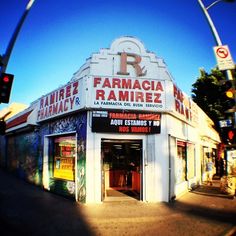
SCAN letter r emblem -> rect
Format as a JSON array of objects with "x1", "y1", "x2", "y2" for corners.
[{"x1": 117, "y1": 52, "x2": 147, "y2": 77}]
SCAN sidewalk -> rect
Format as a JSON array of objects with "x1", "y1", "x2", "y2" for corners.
[
  {"x1": 191, "y1": 177, "x2": 235, "y2": 199},
  {"x1": 0, "y1": 169, "x2": 235, "y2": 236}
]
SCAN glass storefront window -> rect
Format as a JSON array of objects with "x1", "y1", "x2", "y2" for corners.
[
  {"x1": 176, "y1": 141, "x2": 187, "y2": 184},
  {"x1": 53, "y1": 135, "x2": 76, "y2": 181}
]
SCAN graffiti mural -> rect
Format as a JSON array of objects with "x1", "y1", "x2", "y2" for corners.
[
  {"x1": 7, "y1": 131, "x2": 41, "y2": 185},
  {"x1": 0, "y1": 136, "x2": 7, "y2": 168},
  {"x1": 77, "y1": 138, "x2": 86, "y2": 202},
  {"x1": 4, "y1": 112, "x2": 87, "y2": 202}
]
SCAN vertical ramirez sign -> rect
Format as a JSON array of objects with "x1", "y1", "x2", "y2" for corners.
[{"x1": 173, "y1": 83, "x2": 192, "y2": 122}]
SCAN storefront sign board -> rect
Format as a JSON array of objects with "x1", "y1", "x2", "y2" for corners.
[
  {"x1": 37, "y1": 79, "x2": 84, "y2": 122},
  {"x1": 92, "y1": 110, "x2": 161, "y2": 134},
  {"x1": 87, "y1": 76, "x2": 166, "y2": 112}
]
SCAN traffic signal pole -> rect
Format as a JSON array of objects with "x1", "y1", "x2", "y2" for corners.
[
  {"x1": 0, "y1": 0, "x2": 35, "y2": 75},
  {"x1": 0, "y1": 0, "x2": 35, "y2": 104},
  {"x1": 197, "y1": 0, "x2": 234, "y2": 81},
  {"x1": 198, "y1": 0, "x2": 236, "y2": 128}
]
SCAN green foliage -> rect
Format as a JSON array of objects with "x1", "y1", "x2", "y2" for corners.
[{"x1": 191, "y1": 68, "x2": 235, "y2": 132}]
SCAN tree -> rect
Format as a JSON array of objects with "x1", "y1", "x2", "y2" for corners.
[{"x1": 191, "y1": 68, "x2": 235, "y2": 133}]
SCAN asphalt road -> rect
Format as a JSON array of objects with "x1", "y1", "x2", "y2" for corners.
[{"x1": 0, "y1": 169, "x2": 235, "y2": 236}]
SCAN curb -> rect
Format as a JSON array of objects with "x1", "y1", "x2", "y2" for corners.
[{"x1": 224, "y1": 226, "x2": 236, "y2": 236}]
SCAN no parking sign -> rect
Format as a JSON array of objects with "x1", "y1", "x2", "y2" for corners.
[{"x1": 213, "y1": 45, "x2": 235, "y2": 71}]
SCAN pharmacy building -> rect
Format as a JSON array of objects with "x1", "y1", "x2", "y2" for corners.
[{"x1": 0, "y1": 37, "x2": 220, "y2": 203}]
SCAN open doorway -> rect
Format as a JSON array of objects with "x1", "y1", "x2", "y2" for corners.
[{"x1": 101, "y1": 139, "x2": 142, "y2": 201}]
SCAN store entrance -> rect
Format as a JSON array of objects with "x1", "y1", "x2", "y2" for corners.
[{"x1": 101, "y1": 139, "x2": 142, "y2": 201}]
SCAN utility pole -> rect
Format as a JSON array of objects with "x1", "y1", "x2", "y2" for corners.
[
  {"x1": 0, "y1": 0, "x2": 35, "y2": 74},
  {"x1": 198, "y1": 0, "x2": 236, "y2": 125},
  {"x1": 0, "y1": 0, "x2": 35, "y2": 104},
  {"x1": 197, "y1": 0, "x2": 235, "y2": 81}
]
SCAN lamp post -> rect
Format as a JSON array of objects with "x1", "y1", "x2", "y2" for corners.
[
  {"x1": 198, "y1": 1, "x2": 236, "y2": 180},
  {"x1": 0, "y1": 0, "x2": 35, "y2": 75},
  {"x1": 197, "y1": 0, "x2": 235, "y2": 81}
]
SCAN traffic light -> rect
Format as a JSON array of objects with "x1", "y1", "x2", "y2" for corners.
[
  {"x1": 0, "y1": 120, "x2": 6, "y2": 135},
  {"x1": 0, "y1": 73, "x2": 14, "y2": 103},
  {"x1": 220, "y1": 80, "x2": 236, "y2": 113}
]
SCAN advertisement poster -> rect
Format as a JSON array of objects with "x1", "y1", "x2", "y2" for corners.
[
  {"x1": 92, "y1": 110, "x2": 161, "y2": 134},
  {"x1": 53, "y1": 136, "x2": 76, "y2": 181}
]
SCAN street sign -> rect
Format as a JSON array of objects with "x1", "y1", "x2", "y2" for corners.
[
  {"x1": 213, "y1": 45, "x2": 235, "y2": 71},
  {"x1": 219, "y1": 119, "x2": 232, "y2": 128}
]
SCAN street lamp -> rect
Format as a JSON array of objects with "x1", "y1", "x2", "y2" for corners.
[
  {"x1": 0, "y1": 0, "x2": 35, "y2": 75},
  {"x1": 197, "y1": 0, "x2": 235, "y2": 81}
]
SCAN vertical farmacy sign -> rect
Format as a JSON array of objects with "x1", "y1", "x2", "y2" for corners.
[{"x1": 88, "y1": 76, "x2": 166, "y2": 111}]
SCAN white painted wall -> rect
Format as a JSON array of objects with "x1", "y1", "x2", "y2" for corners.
[{"x1": 86, "y1": 111, "x2": 148, "y2": 203}]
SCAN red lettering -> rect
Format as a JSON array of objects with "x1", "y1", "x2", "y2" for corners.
[
  {"x1": 73, "y1": 81, "x2": 79, "y2": 95},
  {"x1": 96, "y1": 90, "x2": 105, "y2": 100},
  {"x1": 142, "y1": 81, "x2": 150, "y2": 90},
  {"x1": 59, "y1": 89, "x2": 64, "y2": 100},
  {"x1": 131, "y1": 127, "x2": 149, "y2": 133},
  {"x1": 94, "y1": 77, "x2": 101, "y2": 87},
  {"x1": 45, "y1": 96, "x2": 49, "y2": 107},
  {"x1": 66, "y1": 85, "x2": 71, "y2": 98},
  {"x1": 180, "y1": 104, "x2": 184, "y2": 115},
  {"x1": 58, "y1": 100, "x2": 63, "y2": 113},
  {"x1": 154, "y1": 93, "x2": 162, "y2": 103},
  {"x1": 103, "y1": 78, "x2": 111, "y2": 88},
  {"x1": 50, "y1": 93, "x2": 55, "y2": 105},
  {"x1": 49, "y1": 105, "x2": 52, "y2": 116},
  {"x1": 173, "y1": 84, "x2": 183, "y2": 102},
  {"x1": 53, "y1": 103, "x2": 58, "y2": 114},
  {"x1": 112, "y1": 78, "x2": 121, "y2": 88},
  {"x1": 138, "y1": 114, "x2": 160, "y2": 120},
  {"x1": 119, "y1": 126, "x2": 130, "y2": 132},
  {"x1": 107, "y1": 90, "x2": 117, "y2": 100},
  {"x1": 118, "y1": 91, "x2": 129, "y2": 101},
  {"x1": 146, "y1": 93, "x2": 152, "y2": 102},
  {"x1": 135, "y1": 92, "x2": 144, "y2": 102},
  {"x1": 185, "y1": 108, "x2": 189, "y2": 120},
  {"x1": 175, "y1": 99, "x2": 180, "y2": 113},
  {"x1": 40, "y1": 98, "x2": 44, "y2": 109},
  {"x1": 121, "y1": 79, "x2": 132, "y2": 89},
  {"x1": 133, "y1": 80, "x2": 141, "y2": 90},
  {"x1": 55, "y1": 91, "x2": 59, "y2": 102},
  {"x1": 174, "y1": 84, "x2": 178, "y2": 98},
  {"x1": 130, "y1": 91, "x2": 134, "y2": 101},
  {"x1": 70, "y1": 96, "x2": 75, "y2": 109},
  {"x1": 64, "y1": 98, "x2": 69, "y2": 111},
  {"x1": 156, "y1": 81, "x2": 163, "y2": 91}
]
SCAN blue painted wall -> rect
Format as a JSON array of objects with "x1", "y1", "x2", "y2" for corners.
[{"x1": 1, "y1": 112, "x2": 87, "y2": 202}]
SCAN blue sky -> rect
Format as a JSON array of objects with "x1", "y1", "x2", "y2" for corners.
[{"x1": 0, "y1": 0, "x2": 235, "y2": 109}]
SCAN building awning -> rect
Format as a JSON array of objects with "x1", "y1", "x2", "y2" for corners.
[
  {"x1": 6, "y1": 110, "x2": 33, "y2": 129},
  {"x1": 6, "y1": 107, "x2": 38, "y2": 132}
]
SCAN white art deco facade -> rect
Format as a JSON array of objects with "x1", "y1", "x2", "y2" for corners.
[{"x1": 2, "y1": 37, "x2": 220, "y2": 203}]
